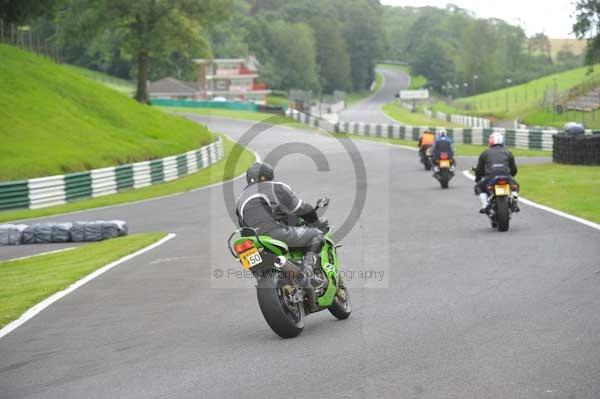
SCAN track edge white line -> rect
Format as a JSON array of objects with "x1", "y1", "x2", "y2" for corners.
[
  {"x1": 461, "y1": 170, "x2": 600, "y2": 232},
  {"x1": 0, "y1": 233, "x2": 177, "y2": 340}
]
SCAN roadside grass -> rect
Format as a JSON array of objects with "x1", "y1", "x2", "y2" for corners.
[
  {"x1": 62, "y1": 64, "x2": 135, "y2": 95},
  {"x1": 522, "y1": 108, "x2": 600, "y2": 129},
  {"x1": 382, "y1": 102, "x2": 462, "y2": 128},
  {"x1": 0, "y1": 135, "x2": 255, "y2": 223},
  {"x1": 378, "y1": 63, "x2": 427, "y2": 89},
  {"x1": 374, "y1": 71, "x2": 384, "y2": 93},
  {"x1": 0, "y1": 44, "x2": 212, "y2": 180},
  {"x1": 267, "y1": 94, "x2": 289, "y2": 107},
  {"x1": 517, "y1": 164, "x2": 600, "y2": 223},
  {"x1": 331, "y1": 132, "x2": 549, "y2": 157},
  {"x1": 445, "y1": 64, "x2": 600, "y2": 120},
  {"x1": 0, "y1": 233, "x2": 167, "y2": 329}
]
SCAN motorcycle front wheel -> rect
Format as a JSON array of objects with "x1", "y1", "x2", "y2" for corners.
[
  {"x1": 328, "y1": 275, "x2": 352, "y2": 320},
  {"x1": 256, "y1": 271, "x2": 305, "y2": 338}
]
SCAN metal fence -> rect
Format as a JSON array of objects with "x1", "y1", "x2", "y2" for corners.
[{"x1": 0, "y1": 19, "x2": 62, "y2": 63}]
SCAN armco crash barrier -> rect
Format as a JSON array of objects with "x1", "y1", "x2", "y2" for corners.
[
  {"x1": 553, "y1": 133, "x2": 600, "y2": 165},
  {"x1": 286, "y1": 109, "x2": 594, "y2": 152},
  {"x1": 0, "y1": 139, "x2": 223, "y2": 212}
]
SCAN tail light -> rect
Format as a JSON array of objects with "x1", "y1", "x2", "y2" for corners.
[
  {"x1": 234, "y1": 240, "x2": 254, "y2": 254},
  {"x1": 440, "y1": 153, "x2": 449, "y2": 160},
  {"x1": 496, "y1": 179, "x2": 508, "y2": 185}
]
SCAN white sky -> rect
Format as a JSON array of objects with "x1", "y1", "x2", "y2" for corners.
[{"x1": 381, "y1": 0, "x2": 577, "y2": 38}]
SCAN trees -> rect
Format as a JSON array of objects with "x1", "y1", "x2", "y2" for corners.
[
  {"x1": 309, "y1": 18, "x2": 351, "y2": 93},
  {"x1": 382, "y1": 4, "x2": 583, "y2": 96},
  {"x1": 0, "y1": 0, "x2": 56, "y2": 24},
  {"x1": 573, "y1": 0, "x2": 600, "y2": 65},
  {"x1": 339, "y1": 0, "x2": 384, "y2": 91},
  {"x1": 58, "y1": 0, "x2": 231, "y2": 103},
  {"x1": 264, "y1": 21, "x2": 320, "y2": 92}
]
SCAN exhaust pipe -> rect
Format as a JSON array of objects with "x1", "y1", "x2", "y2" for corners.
[{"x1": 273, "y1": 256, "x2": 301, "y2": 276}]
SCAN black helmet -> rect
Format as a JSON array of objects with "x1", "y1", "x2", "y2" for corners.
[{"x1": 246, "y1": 162, "x2": 274, "y2": 184}]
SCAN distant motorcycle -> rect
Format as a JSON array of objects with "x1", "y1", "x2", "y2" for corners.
[
  {"x1": 419, "y1": 145, "x2": 433, "y2": 170},
  {"x1": 432, "y1": 152, "x2": 455, "y2": 189},
  {"x1": 481, "y1": 175, "x2": 520, "y2": 231}
]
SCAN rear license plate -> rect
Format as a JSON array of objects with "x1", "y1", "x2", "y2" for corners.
[
  {"x1": 494, "y1": 184, "x2": 510, "y2": 196},
  {"x1": 240, "y1": 248, "x2": 262, "y2": 269},
  {"x1": 439, "y1": 160, "x2": 450, "y2": 168}
]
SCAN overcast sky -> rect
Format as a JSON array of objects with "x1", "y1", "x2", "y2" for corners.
[{"x1": 381, "y1": 0, "x2": 577, "y2": 38}]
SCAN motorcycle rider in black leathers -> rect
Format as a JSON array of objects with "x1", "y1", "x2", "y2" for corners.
[
  {"x1": 236, "y1": 162, "x2": 325, "y2": 289},
  {"x1": 474, "y1": 132, "x2": 519, "y2": 213}
]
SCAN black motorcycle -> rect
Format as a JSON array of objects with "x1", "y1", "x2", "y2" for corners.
[{"x1": 482, "y1": 175, "x2": 520, "y2": 231}]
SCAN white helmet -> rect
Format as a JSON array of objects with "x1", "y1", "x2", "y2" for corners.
[
  {"x1": 488, "y1": 132, "x2": 504, "y2": 147},
  {"x1": 436, "y1": 128, "x2": 447, "y2": 138}
]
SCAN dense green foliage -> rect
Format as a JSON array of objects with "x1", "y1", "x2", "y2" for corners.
[
  {"x1": 573, "y1": 0, "x2": 600, "y2": 65},
  {"x1": 0, "y1": 45, "x2": 213, "y2": 180},
  {"x1": 383, "y1": 5, "x2": 585, "y2": 96},
  {"x1": 209, "y1": 0, "x2": 383, "y2": 93},
  {"x1": 9, "y1": 1, "x2": 588, "y2": 101},
  {"x1": 56, "y1": 0, "x2": 230, "y2": 102}
]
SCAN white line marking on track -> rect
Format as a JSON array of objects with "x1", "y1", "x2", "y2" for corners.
[
  {"x1": 0, "y1": 233, "x2": 177, "y2": 340},
  {"x1": 461, "y1": 170, "x2": 600, "y2": 232},
  {"x1": 2, "y1": 247, "x2": 76, "y2": 263}
]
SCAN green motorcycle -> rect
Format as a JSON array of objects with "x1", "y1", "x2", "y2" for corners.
[{"x1": 227, "y1": 198, "x2": 351, "y2": 338}]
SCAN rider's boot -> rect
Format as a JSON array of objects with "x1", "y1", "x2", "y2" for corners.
[
  {"x1": 512, "y1": 192, "x2": 520, "y2": 212},
  {"x1": 479, "y1": 193, "x2": 489, "y2": 213},
  {"x1": 299, "y1": 253, "x2": 325, "y2": 290}
]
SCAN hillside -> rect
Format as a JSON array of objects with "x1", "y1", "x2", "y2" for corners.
[
  {"x1": 0, "y1": 45, "x2": 213, "y2": 180},
  {"x1": 436, "y1": 64, "x2": 600, "y2": 120},
  {"x1": 549, "y1": 38, "x2": 586, "y2": 58}
]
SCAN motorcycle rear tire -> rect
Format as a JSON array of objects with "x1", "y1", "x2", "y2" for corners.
[
  {"x1": 256, "y1": 272, "x2": 305, "y2": 338},
  {"x1": 439, "y1": 169, "x2": 449, "y2": 189},
  {"x1": 496, "y1": 196, "x2": 510, "y2": 232}
]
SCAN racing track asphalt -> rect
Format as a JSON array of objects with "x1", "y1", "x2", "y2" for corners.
[
  {"x1": 1, "y1": 68, "x2": 599, "y2": 399},
  {"x1": 338, "y1": 66, "x2": 409, "y2": 124}
]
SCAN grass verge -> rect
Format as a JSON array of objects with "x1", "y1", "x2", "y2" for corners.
[
  {"x1": 445, "y1": 64, "x2": 600, "y2": 120},
  {"x1": 382, "y1": 102, "x2": 462, "y2": 128},
  {"x1": 0, "y1": 233, "x2": 167, "y2": 329},
  {"x1": 0, "y1": 44, "x2": 212, "y2": 180},
  {"x1": 0, "y1": 135, "x2": 255, "y2": 223},
  {"x1": 378, "y1": 63, "x2": 427, "y2": 89},
  {"x1": 517, "y1": 164, "x2": 600, "y2": 223},
  {"x1": 522, "y1": 108, "x2": 600, "y2": 129}
]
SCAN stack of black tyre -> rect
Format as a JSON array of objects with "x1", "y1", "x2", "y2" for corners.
[{"x1": 553, "y1": 123, "x2": 600, "y2": 165}]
